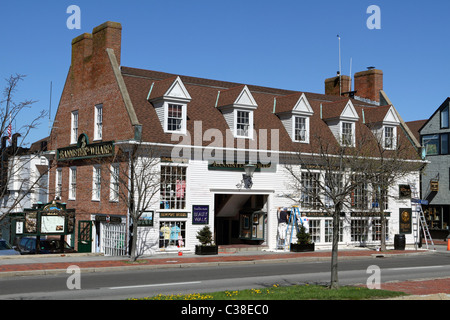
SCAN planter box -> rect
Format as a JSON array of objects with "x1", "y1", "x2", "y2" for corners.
[
  {"x1": 290, "y1": 243, "x2": 315, "y2": 252},
  {"x1": 195, "y1": 245, "x2": 218, "y2": 255}
]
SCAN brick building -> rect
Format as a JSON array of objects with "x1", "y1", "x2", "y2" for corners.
[{"x1": 47, "y1": 21, "x2": 424, "y2": 256}]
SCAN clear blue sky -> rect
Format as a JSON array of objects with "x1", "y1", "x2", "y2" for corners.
[{"x1": 1, "y1": 0, "x2": 450, "y2": 145}]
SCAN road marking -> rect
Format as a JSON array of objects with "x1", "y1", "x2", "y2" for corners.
[
  {"x1": 108, "y1": 281, "x2": 202, "y2": 290},
  {"x1": 385, "y1": 265, "x2": 448, "y2": 271}
]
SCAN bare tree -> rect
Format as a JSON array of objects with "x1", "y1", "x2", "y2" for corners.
[
  {"x1": 285, "y1": 121, "x2": 422, "y2": 289},
  {"x1": 0, "y1": 74, "x2": 50, "y2": 224},
  {"x1": 108, "y1": 142, "x2": 160, "y2": 261}
]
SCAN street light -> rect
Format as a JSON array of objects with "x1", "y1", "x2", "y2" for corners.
[{"x1": 242, "y1": 163, "x2": 257, "y2": 189}]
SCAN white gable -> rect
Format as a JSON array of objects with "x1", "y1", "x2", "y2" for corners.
[
  {"x1": 383, "y1": 106, "x2": 400, "y2": 125},
  {"x1": 234, "y1": 85, "x2": 257, "y2": 109},
  {"x1": 164, "y1": 76, "x2": 192, "y2": 101},
  {"x1": 340, "y1": 100, "x2": 359, "y2": 121},
  {"x1": 292, "y1": 93, "x2": 314, "y2": 115}
]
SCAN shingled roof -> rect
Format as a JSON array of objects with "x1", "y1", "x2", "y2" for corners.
[{"x1": 120, "y1": 66, "x2": 420, "y2": 160}]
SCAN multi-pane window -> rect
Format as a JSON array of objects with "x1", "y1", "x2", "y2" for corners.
[
  {"x1": 341, "y1": 122, "x2": 353, "y2": 146},
  {"x1": 55, "y1": 168, "x2": 62, "y2": 199},
  {"x1": 309, "y1": 219, "x2": 321, "y2": 243},
  {"x1": 95, "y1": 104, "x2": 103, "y2": 140},
  {"x1": 384, "y1": 126, "x2": 394, "y2": 149},
  {"x1": 160, "y1": 165, "x2": 187, "y2": 210},
  {"x1": 71, "y1": 111, "x2": 78, "y2": 144},
  {"x1": 372, "y1": 219, "x2": 389, "y2": 241},
  {"x1": 236, "y1": 110, "x2": 250, "y2": 137},
  {"x1": 294, "y1": 117, "x2": 307, "y2": 142},
  {"x1": 92, "y1": 166, "x2": 101, "y2": 201},
  {"x1": 159, "y1": 221, "x2": 186, "y2": 249},
  {"x1": 351, "y1": 178, "x2": 369, "y2": 210},
  {"x1": 110, "y1": 164, "x2": 119, "y2": 202},
  {"x1": 69, "y1": 167, "x2": 77, "y2": 200},
  {"x1": 301, "y1": 172, "x2": 321, "y2": 210},
  {"x1": 325, "y1": 219, "x2": 343, "y2": 243},
  {"x1": 167, "y1": 104, "x2": 183, "y2": 132},
  {"x1": 351, "y1": 219, "x2": 368, "y2": 242}
]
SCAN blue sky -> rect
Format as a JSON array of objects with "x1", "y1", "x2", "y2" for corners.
[{"x1": 1, "y1": 0, "x2": 450, "y2": 145}]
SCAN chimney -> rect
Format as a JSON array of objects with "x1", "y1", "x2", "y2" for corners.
[
  {"x1": 354, "y1": 68, "x2": 383, "y2": 103},
  {"x1": 325, "y1": 73, "x2": 351, "y2": 97},
  {"x1": 92, "y1": 21, "x2": 122, "y2": 65}
]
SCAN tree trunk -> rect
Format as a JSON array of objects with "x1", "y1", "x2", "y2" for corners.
[
  {"x1": 130, "y1": 220, "x2": 138, "y2": 262},
  {"x1": 330, "y1": 204, "x2": 341, "y2": 289}
]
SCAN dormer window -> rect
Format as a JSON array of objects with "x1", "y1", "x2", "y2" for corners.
[
  {"x1": 216, "y1": 85, "x2": 258, "y2": 139},
  {"x1": 364, "y1": 105, "x2": 400, "y2": 150},
  {"x1": 384, "y1": 126, "x2": 395, "y2": 149},
  {"x1": 341, "y1": 122, "x2": 354, "y2": 146},
  {"x1": 322, "y1": 99, "x2": 359, "y2": 147},
  {"x1": 167, "y1": 104, "x2": 184, "y2": 132},
  {"x1": 147, "y1": 76, "x2": 191, "y2": 135},
  {"x1": 236, "y1": 110, "x2": 252, "y2": 138},
  {"x1": 274, "y1": 93, "x2": 314, "y2": 144}
]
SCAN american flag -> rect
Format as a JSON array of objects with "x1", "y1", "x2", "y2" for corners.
[{"x1": 7, "y1": 120, "x2": 12, "y2": 142}]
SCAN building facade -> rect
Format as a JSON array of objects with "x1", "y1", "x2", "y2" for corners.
[
  {"x1": 47, "y1": 21, "x2": 424, "y2": 256},
  {"x1": 408, "y1": 99, "x2": 450, "y2": 240}
]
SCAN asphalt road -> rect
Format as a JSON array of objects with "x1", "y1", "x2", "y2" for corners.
[{"x1": 0, "y1": 252, "x2": 449, "y2": 300}]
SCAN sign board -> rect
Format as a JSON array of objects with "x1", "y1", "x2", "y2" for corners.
[
  {"x1": 57, "y1": 133, "x2": 114, "y2": 161},
  {"x1": 138, "y1": 211, "x2": 154, "y2": 227},
  {"x1": 399, "y1": 208, "x2": 412, "y2": 234},
  {"x1": 160, "y1": 212, "x2": 188, "y2": 218},
  {"x1": 192, "y1": 205, "x2": 209, "y2": 224},
  {"x1": 430, "y1": 181, "x2": 439, "y2": 192}
]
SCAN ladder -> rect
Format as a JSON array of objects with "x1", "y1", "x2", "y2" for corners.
[
  {"x1": 410, "y1": 183, "x2": 435, "y2": 250},
  {"x1": 277, "y1": 206, "x2": 301, "y2": 251}
]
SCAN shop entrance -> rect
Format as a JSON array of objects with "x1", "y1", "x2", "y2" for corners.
[{"x1": 214, "y1": 194, "x2": 268, "y2": 245}]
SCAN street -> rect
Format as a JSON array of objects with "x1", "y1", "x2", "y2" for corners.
[{"x1": 0, "y1": 250, "x2": 449, "y2": 300}]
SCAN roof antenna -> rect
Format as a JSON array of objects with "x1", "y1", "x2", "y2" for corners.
[
  {"x1": 337, "y1": 35, "x2": 342, "y2": 95},
  {"x1": 48, "y1": 81, "x2": 52, "y2": 135}
]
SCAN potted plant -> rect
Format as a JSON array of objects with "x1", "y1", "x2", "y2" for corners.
[
  {"x1": 195, "y1": 225, "x2": 218, "y2": 255},
  {"x1": 290, "y1": 225, "x2": 315, "y2": 252}
]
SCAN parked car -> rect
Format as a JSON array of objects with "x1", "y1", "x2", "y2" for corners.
[
  {"x1": 16, "y1": 237, "x2": 76, "y2": 255},
  {"x1": 0, "y1": 239, "x2": 20, "y2": 255}
]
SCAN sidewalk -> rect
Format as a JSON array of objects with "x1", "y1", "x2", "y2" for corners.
[{"x1": 1, "y1": 246, "x2": 449, "y2": 299}]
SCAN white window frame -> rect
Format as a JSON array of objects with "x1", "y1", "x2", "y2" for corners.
[
  {"x1": 341, "y1": 121, "x2": 355, "y2": 147},
  {"x1": 110, "y1": 164, "x2": 119, "y2": 202},
  {"x1": 383, "y1": 125, "x2": 396, "y2": 150},
  {"x1": 92, "y1": 165, "x2": 101, "y2": 201},
  {"x1": 71, "y1": 111, "x2": 79, "y2": 144},
  {"x1": 69, "y1": 167, "x2": 77, "y2": 200},
  {"x1": 164, "y1": 103, "x2": 187, "y2": 134},
  {"x1": 55, "y1": 168, "x2": 62, "y2": 199},
  {"x1": 94, "y1": 104, "x2": 103, "y2": 141},
  {"x1": 234, "y1": 109, "x2": 253, "y2": 139},
  {"x1": 293, "y1": 116, "x2": 309, "y2": 143}
]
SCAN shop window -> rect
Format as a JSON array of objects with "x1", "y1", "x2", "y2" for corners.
[
  {"x1": 351, "y1": 219, "x2": 369, "y2": 242},
  {"x1": 324, "y1": 219, "x2": 343, "y2": 243},
  {"x1": 309, "y1": 219, "x2": 321, "y2": 243},
  {"x1": 160, "y1": 165, "x2": 187, "y2": 210},
  {"x1": 159, "y1": 221, "x2": 185, "y2": 249},
  {"x1": 372, "y1": 218, "x2": 389, "y2": 241}
]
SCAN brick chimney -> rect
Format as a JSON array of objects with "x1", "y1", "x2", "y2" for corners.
[
  {"x1": 325, "y1": 73, "x2": 351, "y2": 97},
  {"x1": 70, "y1": 21, "x2": 122, "y2": 90},
  {"x1": 353, "y1": 68, "x2": 383, "y2": 103}
]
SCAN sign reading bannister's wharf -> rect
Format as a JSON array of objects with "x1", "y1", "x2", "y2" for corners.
[{"x1": 57, "y1": 134, "x2": 114, "y2": 161}]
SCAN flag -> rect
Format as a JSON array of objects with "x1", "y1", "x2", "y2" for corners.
[{"x1": 7, "y1": 121, "x2": 12, "y2": 142}]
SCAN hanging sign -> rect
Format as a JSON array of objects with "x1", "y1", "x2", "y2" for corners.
[{"x1": 399, "y1": 208, "x2": 412, "y2": 234}]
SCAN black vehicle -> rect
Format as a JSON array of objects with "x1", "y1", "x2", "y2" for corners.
[{"x1": 17, "y1": 237, "x2": 76, "y2": 255}]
